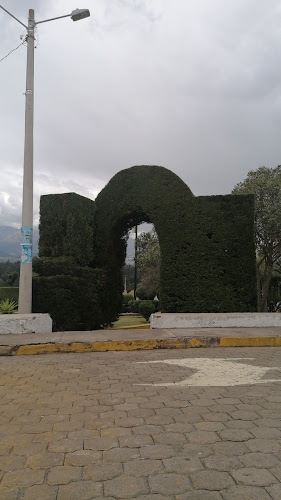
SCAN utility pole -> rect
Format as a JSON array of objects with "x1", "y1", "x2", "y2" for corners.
[
  {"x1": 134, "y1": 225, "x2": 138, "y2": 299},
  {"x1": 0, "y1": 5, "x2": 90, "y2": 313}
]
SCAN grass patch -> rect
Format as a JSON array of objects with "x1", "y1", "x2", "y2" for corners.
[{"x1": 111, "y1": 314, "x2": 148, "y2": 329}]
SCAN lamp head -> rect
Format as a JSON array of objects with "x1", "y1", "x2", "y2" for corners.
[{"x1": 71, "y1": 8, "x2": 90, "y2": 21}]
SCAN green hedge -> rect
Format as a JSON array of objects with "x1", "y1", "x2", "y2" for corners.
[
  {"x1": 39, "y1": 193, "x2": 95, "y2": 266},
  {"x1": 0, "y1": 287, "x2": 19, "y2": 302},
  {"x1": 33, "y1": 268, "x2": 107, "y2": 331},
  {"x1": 94, "y1": 165, "x2": 257, "y2": 314},
  {"x1": 35, "y1": 165, "x2": 257, "y2": 330}
]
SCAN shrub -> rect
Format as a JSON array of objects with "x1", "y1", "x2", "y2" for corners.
[
  {"x1": 0, "y1": 298, "x2": 18, "y2": 314},
  {"x1": 122, "y1": 294, "x2": 135, "y2": 313},
  {"x1": 138, "y1": 300, "x2": 155, "y2": 321},
  {"x1": 33, "y1": 267, "x2": 108, "y2": 331}
]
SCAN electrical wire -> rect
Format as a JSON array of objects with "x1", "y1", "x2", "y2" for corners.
[{"x1": 0, "y1": 38, "x2": 26, "y2": 63}]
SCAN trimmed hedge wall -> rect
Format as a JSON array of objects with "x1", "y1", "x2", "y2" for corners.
[
  {"x1": 33, "y1": 268, "x2": 107, "y2": 331},
  {"x1": 33, "y1": 194, "x2": 113, "y2": 330},
  {"x1": 34, "y1": 165, "x2": 257, "y2": 330},
  {"x1": 39, "y1": 193, "x2": 95, "y2": 266},
  {"x1": 94, "y1": 165, "x2": 257, "y2": 314}
]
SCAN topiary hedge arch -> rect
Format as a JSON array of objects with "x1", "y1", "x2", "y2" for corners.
[{"x1": 33, "y1": 165, "x2": 257, "y2": 330}]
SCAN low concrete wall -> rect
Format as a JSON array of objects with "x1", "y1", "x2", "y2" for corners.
[
  {"x1": 150, "y1": 312, "x2": 281, "y2": 329},
  {"x1": 0, "y1": 314, "x2": 52, "y2": 334}
]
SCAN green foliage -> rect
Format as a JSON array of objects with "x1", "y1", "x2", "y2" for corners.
[
  {"x1": 39, "y1": 193, "x2": 95, "y2": 266},
  {"x1": 0, "y1": 287, "x2": 19, "y2": 302},
  {"x1": 136, "y1": 229, "x2": 160, "y2": 299},
  {"x1": 33, "y1": 268, "x2": 107, "y2": 331},
  {"x1": 36, "y1": 165, "x2": 257, "y2": 329},
  {"x1": 0, "y1": 261, "x2": 20, "y2": 287},
  {"x1": 122, "y1": 293, "x2": 135, "y2": 312},
  {"x1": 95, "y1": 165, "x2": 257, "y2": 314},
  {"x1": 0, "y1": 298, "x2": 18, "y2": 314},
  {"x1": 233, "y1": 166, "x2": 281, "y2": 311},
  {"x1": 138, "y1": 300, "x2": 155, "y2": 321},
  {"x1": 34, "y1": 194, "x2": 121, "y2": 330}
]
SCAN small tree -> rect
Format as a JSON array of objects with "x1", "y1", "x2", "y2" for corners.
[
  {"x1": 135, "y1": 229, "x2": 160, "y2": 299},
  {"x1": 232, "y1": 166, "x2": 281, "y2": 311},
  {"x1": 139, "y1": 300, "x2": 155, "y2": 321}
]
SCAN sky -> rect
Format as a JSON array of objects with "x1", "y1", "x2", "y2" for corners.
[{"x1": 1, "y1": 0, "x2": 281, "y2": 229}]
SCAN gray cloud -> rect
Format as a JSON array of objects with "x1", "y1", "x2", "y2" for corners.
[{"x1": 1, "y1": 0, "x2": 281, "y2": 228}]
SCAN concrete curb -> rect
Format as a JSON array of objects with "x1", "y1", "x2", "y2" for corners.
[{"x1": 1, "y1": 335, "x2": 281, "y2": 356}]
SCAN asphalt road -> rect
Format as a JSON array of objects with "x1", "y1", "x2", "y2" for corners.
[{"x1": 0, "y1": 347, "x2": 281, "y2": 499}]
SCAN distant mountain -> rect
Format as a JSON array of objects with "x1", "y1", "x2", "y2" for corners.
[{"x1": 0, "y1": 226, "x2": 39, "y2": 261}]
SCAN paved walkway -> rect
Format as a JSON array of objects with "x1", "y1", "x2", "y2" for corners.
[
  {"x1": 0, "y1": 347, "x2": 281, "y2": 499},
  {"x1": 0, "y1": 327, "x2": 281, "y2": 356}
]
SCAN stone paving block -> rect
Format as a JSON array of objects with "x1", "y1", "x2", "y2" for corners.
[
  {"x1": 21, "y1": 423, "x2": 53, "y2": 434},
  {"x1": 212, "y1": 441, "x2": 249, "y2": 456},
  {"x1": 133, "y1": 425, "x2": 164, "y2": 435},
  {"x1": 222, "y1": 485, "x2": 273, "y2": 499},
  {"x1": 176, "y1": 492, "x2": 223, "y2": 499},
  {"x1": 153, "y1": 432, "x2": 186, "y2": 446},
  {"x1": 0, "y1": 488, "x2": 18, "y2": 500},
  {"x1": 224, "y1": 420, "x2": 256, "y2": 430},
  {"x1": 21, "y1": 484, "x2": 58, "y2": 500},
  {"x1": 119, "y1": 434, "x2": 154, "y2": 448},
  {"x1": 1, "y1": 468, "x2": 45, "y2": 488},
  {"x1": 202, "y1": 412, "x2": 231, "y2": 422},
  {"x1": 33, "y1": 431, "x2": 67, "y2": 443},
  {"x1": 271, "y1": 465, "x2": 281, "y2": 481},
  {"x1": 103, "y1": 447, "x2": 140, "y2": 462},
  {"x1": 48, "y1": 438, "x2": 83, "y2": 453},
  {"x1": 255, "y1": 418, "x2": 281, "y2": 428},
  {"x1": 115, "y1": 417, "x2": 144, "y2": 427},
  {"x1": 57, "y1": 480, "x2": 103, "y2": 500},
  {"x1": 232, "y1": 467, "x2": 278, "y2": 487},
  {"x1": 266, "y1": 483, "x2": 281, "y2": 500},
  {"x1": 101, "y1": 427, "x2": 133, "y2": 438},
  {"x1": 0, "y1": 445, "x2": 12, "y2": 455},
  {"x1": 203, "y1": 455, "x2": 243, "y2": 471},
  {"x1": 47, "y1": 465, "x2": 82, "y2": 485},
  {"x1": 149, "y1": 473, "x2": 192, "y2": 495},
  {"x1": 139, "y1": 444, "x2": 178, "y2": 460},
  {"x1": 188, "y1": 430, "x2": 220, "y2": 444},
  {"x1": 145, "y1": 415, "x2": 175, "y2": 425},
  {"x1": 217, "y1": 429, "x2": 253, "y2": 442},
  {"x1": 64, "y1": 449, "x2": 101, "y2": 466},
  {"x1": 239, "y1": 452, "x2": 281, "y2": 468},
  {"x1": 53, "y1": 421, "x2": 84, "y2": 432},
  {"x1": 0, "y1": 455, "x2": 26, "y2": 472},
  {"x1": 84, "y1": 436, "x2": 119, "y2": 451},
  {"x1": 104, "y1": 475, "x2": 149, "y2": 498},
  {"x1": 246, "y1": 438, "x2": 280, "y2": 453},
  {"x1": 195, "y1": 421, "x2": 226, "y2": 432},
  {"x1": 251, "y1": 427, "x2": 281, "y2": 439},
  {"x1": 124, "y1": 459, "x2": 164, "y2": 477},
  {"x1": 25, "y1": 452, "x2": 64, "y2": 469},
  {"x1": 163, "y1": 456, "x2": 203, "y2": 473},
  {"x1": 83, "y1": 462, "x2": 123, "y2": 481},
  {"x1": 181, "y1": 443, "x2": 213, "y2": 458},
  {"x1": 190, "y1": 470, "x2": 235, "y2": 490}
]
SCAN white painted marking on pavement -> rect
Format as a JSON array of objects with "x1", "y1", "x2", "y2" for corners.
[{"x1": 137, "y1": 358, "x2": 281, "y2": 387}]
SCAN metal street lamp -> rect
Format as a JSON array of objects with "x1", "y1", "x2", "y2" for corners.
[{"x1": 0, "y1": 5, "x2": 90, "y2": 314}]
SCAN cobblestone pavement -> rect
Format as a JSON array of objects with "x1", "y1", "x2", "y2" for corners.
[{"x1": 0, "y1": 347, "x2": 281, "y2": 499}]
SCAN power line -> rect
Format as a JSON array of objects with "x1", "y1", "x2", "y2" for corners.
[{"x1": 0, "y1": 38, "x2": 26, "y2": 63}]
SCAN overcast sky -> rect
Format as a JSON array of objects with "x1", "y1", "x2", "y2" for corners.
[{"x1": 1, "y1": 0, "x2": 281, "y2": 229}]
